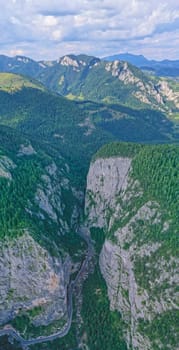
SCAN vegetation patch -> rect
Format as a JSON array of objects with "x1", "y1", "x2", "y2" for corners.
[
  {"x1": 138, "y1": 310, "x2": 179, "y2": 350},
  {"x1": 81, "y1": 228, "x2": 127, "y2": 350}
]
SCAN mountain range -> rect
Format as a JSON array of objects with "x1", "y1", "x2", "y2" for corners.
[
  {"x1": 0, "y1": 53, "x2": 178, "y2": 350},
  {"x1": 0, "y1": 53, "x2": 179, "y2": 141},
  {"x1": 103, "y1": 53, "x2": 179, "y2": 78}
]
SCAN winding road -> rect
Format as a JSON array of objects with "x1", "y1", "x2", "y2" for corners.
[{"x1": 0, "y1": 227, "x2": 94, "y2": 349}]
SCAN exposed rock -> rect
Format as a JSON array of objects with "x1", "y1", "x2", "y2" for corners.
[
  {"x1": 0, "y1": 156, "x2": 16, "y2": 179},
  {"x1": 59, "y1": 56, "x2": 79, "y2": 68},
  {"x1": 105, "y1": 61, "x2": 138, "y2": 84},
  {"x1": 157, "y1": 80, "x2": 179, "y2": 108},
  {"x1": 0, "y1": 231, "x2": 71, "y2": 329},
  {"x1": 105, "y1": 60, "x2": 179, "y2": 110},
  {"x1": 85, "y1": 157, "x2": 131, "y2": 228},
  {"x1": 18, "y1": 143, "x2": 36, "y2": 156},
  {"x1": 78, "y1": 117, "x2": 95, "y2": 136},
  {"x1": 34, "y1": 162, "x2": 72, "y2": 233},
  {"x1": 85, "y1": 156, "x2": 179, "y2": 350}
]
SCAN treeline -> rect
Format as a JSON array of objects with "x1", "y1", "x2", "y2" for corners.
[{"x1": 93, "y1": 141, "x2": 143, "y2": 160}]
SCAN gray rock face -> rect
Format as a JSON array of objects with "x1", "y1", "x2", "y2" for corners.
[
  {"x1": 105, "y1": 60, "x2": 179, "y2": 110},
  {"x1": 157, "y1": 80, "x2": 179, "y2": 108},
  {"x1": 0, "y1": 156, "x2": 81, "y2": 336},
  {"x1": 0, "y1": 155, "x2": 16, "y2": 179},
  {"x1": 35, "y1": 162, "x2": 66, "y2": 224},
  {"x1": 0, "y1": 232, "x2": 71, "y2": 328},
  {"x1": 18, "y1": 143, "x2": 36, "y2": 156},
  {"x1": 34, "y1": 161, "x2": 81, "y2": 234},
  {"x1": 85, "y1": 157, "x2": 131, "y2": 228},
  {"x1": 85, "y1": 156, "x2": 179, "y2": 350}
]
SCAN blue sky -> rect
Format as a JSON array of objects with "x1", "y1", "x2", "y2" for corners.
[{"x1": 0, "y1": 0, "x2": 179, "y2": 60}]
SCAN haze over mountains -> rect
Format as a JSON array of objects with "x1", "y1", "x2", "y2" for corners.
[{"x1": 0, "y1": 52, "x2": 178, "y2": 350}]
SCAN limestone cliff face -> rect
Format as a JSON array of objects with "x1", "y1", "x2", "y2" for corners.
[
  {"x1": 0, "y1": 155, "x2": 16, "y2": 179},
  {"x1": 34, "y1": 161, "x2": 82, "y2": 234},
  {"x1": 105, "y1": 60, "x2": 179, "y2": 110},
  {"x1": 0, "y1": 152, "x2": 82, "y2": 335},
  {"x1": 85, "y1": 156, "x2": 179, "y2": 350},
  {"x1": 85, "y1": 157, "x2": 131, "y2": 228},
  {"x1": 0, "y1": 232, "x2": 71, "y2": 329}
]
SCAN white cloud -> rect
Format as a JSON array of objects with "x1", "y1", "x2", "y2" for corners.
[
  {"x1": 9, "y1": 48, "x2": 25, "y2": 56},
  {"x1": 0, "y1": 0, "x2": 178, "y2": 59},
  {"x1": 40, "y1": 15, "x2": 59, "y2": 27}
]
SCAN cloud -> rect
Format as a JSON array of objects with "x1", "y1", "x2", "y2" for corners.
[{"x1": 0, "y1": 0, "x2": 178, "y2": 60}]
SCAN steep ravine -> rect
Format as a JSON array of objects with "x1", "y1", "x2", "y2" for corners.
[
  {"x1": 0, "y1": 148, "x2": 85, "y2": 344},
  {"x1": 0, "y1": 142, "x2": 178, "y2": 350},
  {"x1": 85, "y1": 146, "x2": 179, "y2": 350}
]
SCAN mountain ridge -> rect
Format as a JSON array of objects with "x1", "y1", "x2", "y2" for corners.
[
  {"x1": 0, "y1": 53, "x2": 179, "y2": 113},
  {"x1": 0, "y1": 54, "x2": 178, "y2": 350},
  {"x1": 102, "y1": 52, "x2": 179, "y2": 77}
]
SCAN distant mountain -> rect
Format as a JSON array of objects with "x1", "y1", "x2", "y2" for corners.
[
  {"x1": 1, "y1": 52, "x2": 179, "y2": 80},
  {"x1": 0, "y1": 54, "x2": 43, "y2": 77},
  {"x1": 0, "y1": 56, "x2": 178, "y2": 144},
  {"x1": 0, "y1": 70, "x2": 178, "y2": 349},
  {"x1": 0, "y1": 73, "x2": 113, "y2": 184},
  {"x1": 0, "y1": 73, "x2": 178, "y2": 176},
  {"x1": 103, "y1": 53, "x2": 150, "y2": 66},
  {"x1": 36, "y1": 54, "x2": 179, "y2": 117},
  {"x1": 103, "y1": 53, "x2": 179, "y2": 77},
  {"x1": 0, "y1": 54, "x2": 179, "y2": 114}
]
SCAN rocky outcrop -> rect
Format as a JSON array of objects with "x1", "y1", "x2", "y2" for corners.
[
  {"x1": 0, "y1": 231, "x2": 71, "y2": 329},
  {"x1": 105, "y1": 60, "x2": 179, "y2": 110},
  {"x1": 18, "y1": 143, "x2": 36, "y2": 156},
  {"x1": 0, "y1": 155, "x2": 16, "y2": 179},
  {"x1": 157, "y1": 79, "x2": 179, "y2": 108},
  {"x1": 85, "y1": 156, "x2": 179, "y2": 350},
  {"x1": 85, "y1": 157, "x2": 131, "y2": 228},
  {"x1": 34, "y1": 161, "x2": 82, "y2": 234},
  {"x1": 0, "y1": 153, "x2": 82, "y2": 337},
  {"x1": 59, "y1": 56, "x2": 80, "y2": 68}
]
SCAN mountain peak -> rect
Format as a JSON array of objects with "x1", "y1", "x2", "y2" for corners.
[
  {"x1": 15, "y1": 55, "x2": 32, "y2": 64},
  {"x1": 59, "y1": 55, "x2": 81, "y2": 68},
  {"x1": 58, "y1": 54, "x2": 100, "y2": 68}
]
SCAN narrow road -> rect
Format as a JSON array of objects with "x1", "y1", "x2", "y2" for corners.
[{"x1": 0, "y1": 227, "x2": 94, "y2": 349}]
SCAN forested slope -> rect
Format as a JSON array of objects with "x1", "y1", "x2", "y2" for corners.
[{"x1": 85, "y1": 142, "x2": 179, "y2": 350}]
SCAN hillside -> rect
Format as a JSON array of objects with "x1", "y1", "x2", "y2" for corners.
[
  {"x1": 0, "y1": 54, "x2": 179, "y2": 114},
  {"x1": 0, "y1": 74, "x2": 115, "y2": 184},
  {"x1": 103, "y1": 53, "x2": 179, "y2": 78},
  {"x1": 0, "y1": 73, "x2": 178, "y2": 171},
  {"x1": 0, "y1": 72, "x2": 45, "y2": 93},
  {"x1": 0, "y1": 70, "x2": 178, "y2": 350},
  {"x1": 0, "y1": 54, "x2": 179, "y2": 142},
  {"x1": 37, "y1": 55, "x2": 179, "y2": 114},
  {"x1": 0, "y1": 84, "x2": 126, "y2": 349},
  {"x1": 0, "y1": 124, "x2": 88, "y2": 345},
  {"x1": 0, "y1": 55, "x2": 43, "y2": 78},
  {"x1": 85, "y1": 142, "x2": 179, "y2": 350}
]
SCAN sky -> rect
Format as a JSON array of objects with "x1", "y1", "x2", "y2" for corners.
[{"x1": 0, "y1": 0, "x2": 179, "y2": 61}]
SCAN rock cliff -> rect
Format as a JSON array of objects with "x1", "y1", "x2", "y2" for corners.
[
  {"x1": 85, "y1": 149, "x2": 179, "y2": 350},
  {"x1": 0, "y1": 231, "x2": 71, "y2": 329},
  {"x1": 105, "y1": 60, "x2": 179, "y2": 110},
  {"x1": 0, "y1": 150, "x2": 82, "y2": 338}
]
